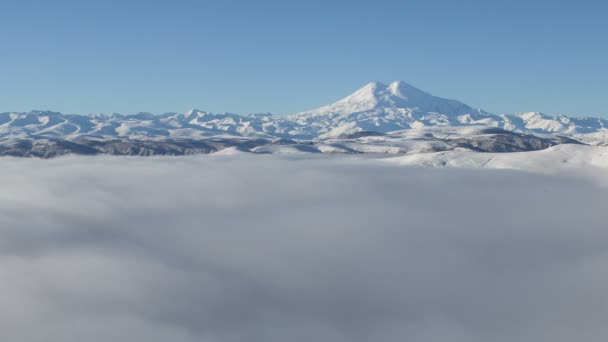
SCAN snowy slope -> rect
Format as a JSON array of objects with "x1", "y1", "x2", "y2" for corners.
[{"x1": 384, "y1": 144, "x2": 608, "y2": 174}]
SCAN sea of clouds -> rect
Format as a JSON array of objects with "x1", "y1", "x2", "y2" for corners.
[{"x1": 1, "y1": 154, "x2": 608, "y2": 341}]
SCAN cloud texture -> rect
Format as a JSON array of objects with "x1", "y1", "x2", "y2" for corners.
[{"x1": 0, "y1": 155, "x2": 608, "y2": 341}]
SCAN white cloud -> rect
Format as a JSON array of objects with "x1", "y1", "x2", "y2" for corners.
[{"x1": 0, "y1": 155, "x2": 607, "y2": 341}]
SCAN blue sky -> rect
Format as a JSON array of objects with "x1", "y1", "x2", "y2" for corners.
[{"x1": 0, "y1": 0, "x2": 606, "y2": 117}]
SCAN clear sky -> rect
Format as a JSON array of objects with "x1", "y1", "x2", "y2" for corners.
[{"x1": 1, "y1": 0, "x2": 606, "y2": 117}]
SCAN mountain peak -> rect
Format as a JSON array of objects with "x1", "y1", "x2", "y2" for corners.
[
  {"x1": 387, "y1": 81, "x2": 428, "y2": 98},
  {"x1": 363, "y1": 81, "x2": 387, "y2": 89},
  {"x1": 186, "y1": 109, "x2": 206, "y2": 117},
  {"x1": 297, "y1": 81, "x2": 477, "y2": 117}
]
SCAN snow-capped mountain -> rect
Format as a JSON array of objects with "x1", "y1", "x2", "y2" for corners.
[
  {"x1": 285, "y1": 81, "x2": 607, "y2": 138},
  {"x1": 286, "y1": 81, "x2": 494, "y2": 138},
  {"x1": 0, "y1": 81, "x2": 605, "y2": 156},
  {"x1": 2, "y1": 81, "x2": 605, "y2": 141},
  {"x1": 297, "y1": 81, "x2": 485, "y2": 117}
]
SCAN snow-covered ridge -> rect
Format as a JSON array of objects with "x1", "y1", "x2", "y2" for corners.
[
  {"x1": 1, "y1": 81, "x2": 606, "y2": 141},
  {"x1": 3, "y1": 81, "x2": 606, "y2": 143},
  {"x1": 0, "y1": 81, "x2": 606, "y2": 157}
]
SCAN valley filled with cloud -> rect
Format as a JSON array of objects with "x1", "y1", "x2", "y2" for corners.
[{"x1": 0, "y1": 154, "x2": 607, "y2": 341}]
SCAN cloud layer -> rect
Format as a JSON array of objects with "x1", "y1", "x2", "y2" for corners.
[{"x1": 1, "y1": 155, "x2": 608, "y2": 341}]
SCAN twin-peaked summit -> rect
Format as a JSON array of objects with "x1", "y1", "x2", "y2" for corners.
[
  {"x1": 290, "y1": 81, "x2": 606, "y2": 138},
  {"x1": 289, "y1": 81, "x2": 495, "y2": 137},
  {"x1": 297, "y1": 81, "x2": 482, "y2": 118}
]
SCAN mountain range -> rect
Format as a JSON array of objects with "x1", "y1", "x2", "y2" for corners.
[{"x1": 1, "y1": 81, "x2": 606, "y2": 157}]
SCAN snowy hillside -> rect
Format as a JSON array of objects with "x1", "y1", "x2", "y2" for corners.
[{"x1": 385, "y1": 144, "x2": 608, "y2": 172}]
